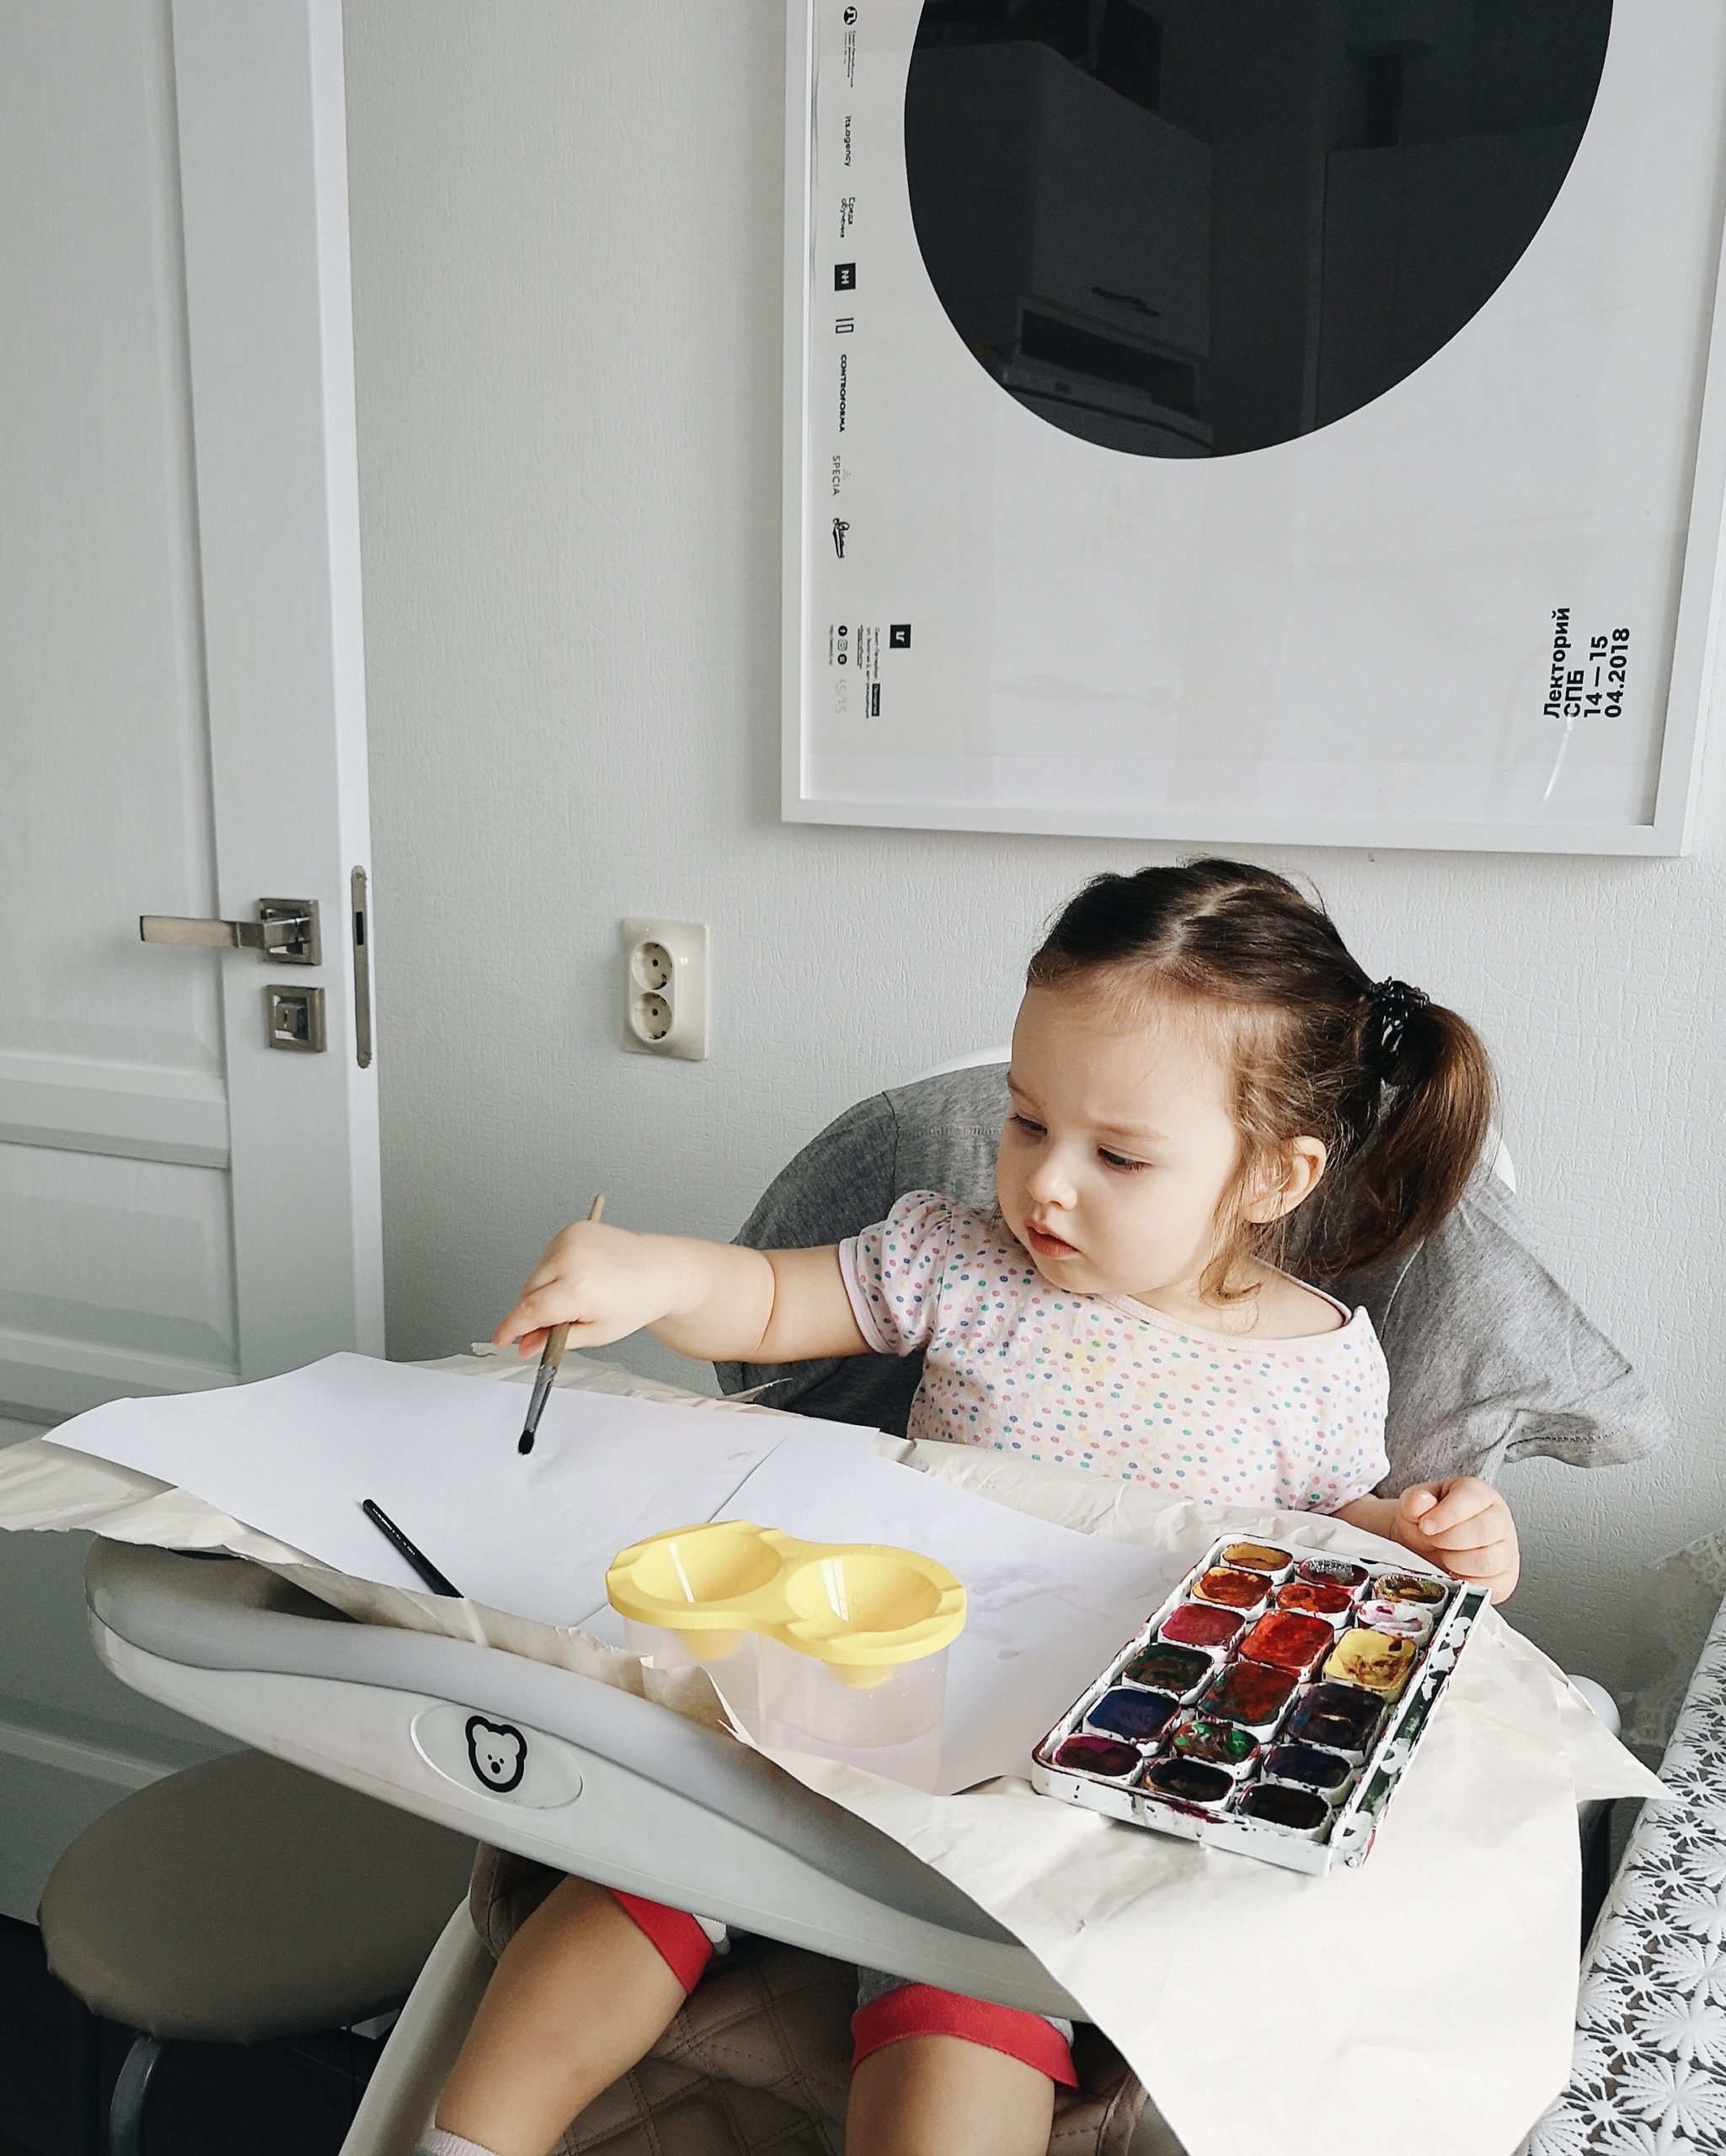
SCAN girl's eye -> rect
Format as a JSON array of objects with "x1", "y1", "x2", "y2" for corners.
[
  {"x1": 1010, "y1": 1113, "x2": 1045, "y2": 1138},
  {"x1": 1100, "y1": 1150, "x2": 1151, "y2": 1173}
]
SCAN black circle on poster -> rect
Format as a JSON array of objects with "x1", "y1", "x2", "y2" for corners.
[{"x1": 904, "y1": 1, "x2": 1613, "y2": 460}]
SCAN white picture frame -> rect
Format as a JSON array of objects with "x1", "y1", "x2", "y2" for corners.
[{"x1": 782, "y1": 0, "x2": 1726, "y2": 855}]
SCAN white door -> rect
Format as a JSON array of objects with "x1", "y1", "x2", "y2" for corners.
[{"x1": 0, "y1": 0, "x2": 381, "y2": 1913}]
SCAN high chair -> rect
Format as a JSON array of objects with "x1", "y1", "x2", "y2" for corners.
[{"x1": 79, "y1": 1054, "x2": 1649, "y2": 2156}]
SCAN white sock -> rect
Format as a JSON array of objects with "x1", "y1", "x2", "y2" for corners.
[{"x1": 418, "y1": 2130, "x2": 500, "y2": 2156}]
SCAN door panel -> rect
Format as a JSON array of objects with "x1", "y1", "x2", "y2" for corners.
[
  {"x1": 2, "y1": 0, "x2": 236, "y2": 1430},
  {"x1": 0, "y1": 1145, "x2": 237, "y2": 1422},
  {"x1": 0, "y1": 0, "x2": 380, "y2": 1910},
  {"x1": 0, "y1": 1057, "x2": 229, "y2": 1169},
  {"x1": 3, "y1": 1, "x2": 222, "y2": 1081},
  {"x1": 0, "y1": 0, "x2": 381, "y2": 1423},
  {"x1": 174, "y1": 0, "x2": 384, "y2": 1377}
]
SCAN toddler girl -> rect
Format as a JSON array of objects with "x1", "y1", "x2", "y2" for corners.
[{"x1": 425, "y1": 858, "x2": 1519, "y2": 2156}]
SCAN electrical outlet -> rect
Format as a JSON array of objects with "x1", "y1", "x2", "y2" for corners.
[{"x1": 622, "y1": 918, "x2": 709, "y2": 1059}]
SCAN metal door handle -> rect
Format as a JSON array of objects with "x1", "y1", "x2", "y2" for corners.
[{"x1": 139, "y1": 898, "x2": 321, "y2": 966}]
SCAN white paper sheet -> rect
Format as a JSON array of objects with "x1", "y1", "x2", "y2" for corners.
[
  {"x1": 41, "y1": 1355, "x2": 1186, "y2": 1786},
  {"x1": 44, "y1": 1354, "x2": 860, "y2": 1628}
]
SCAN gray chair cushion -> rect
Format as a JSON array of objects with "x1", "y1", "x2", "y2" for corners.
[
  {"x1": 39, "y1": 1749, "x2": 475, "y2": 2043},
  {"x1": 1331, "y1": 1161, "x2": 1670, "y2": 1487},
  {"x1": 717, "y1": 1065, "x2": 1670, "y2": 1492}
]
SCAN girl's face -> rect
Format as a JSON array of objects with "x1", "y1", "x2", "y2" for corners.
[{"x1": 996, "y1": 984, "x2": 1267, "y2": 1310}]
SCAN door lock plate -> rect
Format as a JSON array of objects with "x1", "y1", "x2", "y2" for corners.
[{"x1": 268, "y1": 985, "x2": 326, "y2": 1053}]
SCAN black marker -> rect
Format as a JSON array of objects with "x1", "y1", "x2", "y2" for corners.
[{"x1": 361, "y1": 1497, "x2": 463, "y2": 1598}]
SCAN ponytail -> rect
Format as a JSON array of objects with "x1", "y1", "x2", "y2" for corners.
[{"x1": 1304, "y1": 993, "x2": 1495, "y2": 1282}]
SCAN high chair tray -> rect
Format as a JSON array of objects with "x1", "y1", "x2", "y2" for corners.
[{"x1": 82, "y1": 1539, "x2": 1083, "y2": 2019}]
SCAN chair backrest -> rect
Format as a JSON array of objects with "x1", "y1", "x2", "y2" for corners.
[{"x1": 718, "y1": 1062, "x2": 1666, "y2": 1490}]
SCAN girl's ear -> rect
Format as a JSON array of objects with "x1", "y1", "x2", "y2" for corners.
[{"x1": 1242, "y1": 1137, "x2": 1328, "y2": 1223}]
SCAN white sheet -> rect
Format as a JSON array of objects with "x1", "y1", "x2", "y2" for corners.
[
  {"x1": 43, "y1": 1354, "x2": 843, "y2": 1627},
  {"x1": 43, "y1": 1353, "x2": 1184, "y2": 1789}
]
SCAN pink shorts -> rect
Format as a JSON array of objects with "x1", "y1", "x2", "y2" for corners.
[{"x1": 610, "y1": 1890, "x2": 1078, "y2": 2088}]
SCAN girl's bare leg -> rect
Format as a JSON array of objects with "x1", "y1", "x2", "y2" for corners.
[
  {"x1": 847, "y1": 2035, "x2": 1056, "y2": 2156},
  {"x1": 435, "y1": 1876, "x2": 687, "y2": 2156}
]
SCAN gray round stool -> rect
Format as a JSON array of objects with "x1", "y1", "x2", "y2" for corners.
[{"x1": 39, "y1": 1748, "x2": 476, "y2": 2155}]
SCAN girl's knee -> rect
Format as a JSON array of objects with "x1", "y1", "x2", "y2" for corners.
[{"x1": 847, "y1": 2036, "x2": 1057, "y2": 2156}]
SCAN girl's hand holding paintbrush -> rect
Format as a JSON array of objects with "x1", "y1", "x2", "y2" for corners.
[{"x1": 493, "y1": 1213, "x2": 869, "y2": 1365}]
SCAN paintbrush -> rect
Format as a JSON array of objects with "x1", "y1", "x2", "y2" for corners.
[
  {"x1": 361, "y1": 1497, "x2": 463, "y2": 1597},
  {"x1": 517, "y1": 1193, "x2": 605, "y2": 1455}
]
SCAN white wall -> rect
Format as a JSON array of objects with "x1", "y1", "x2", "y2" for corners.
[{"x1": 342, "y1": 1, "x2": 1726, "y2": 1702}]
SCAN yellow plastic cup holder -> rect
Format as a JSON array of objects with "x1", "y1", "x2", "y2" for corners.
[
  {"x1": 782, "y1": 1553, "x2": 947, "y2": 1631},
  {"x1": 685, "y1": 1629, "x2": 749, "y2": 1666},
  {"x1": 827, "y1": 1660, "x2": 893, "y2": 1692},
  {"x1": 624, "y1": 1523, "x2": 783, "y2": 1608},
  {"x1": 607, "y1": 1522, "x2": 966, "y2": 1671}
]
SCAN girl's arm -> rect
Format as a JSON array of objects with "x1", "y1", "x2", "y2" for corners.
[
  {"x1": 492, "y1": 1219, "x2": 870, "y2": 1366},
  {"x1": 1336, "y1": 1481, "x2": 1520, "y2": 1604}
]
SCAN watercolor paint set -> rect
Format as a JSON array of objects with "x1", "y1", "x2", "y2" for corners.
[{"x1": 1030, "y1": 1539, "x2": 1488, "y2": 1873}]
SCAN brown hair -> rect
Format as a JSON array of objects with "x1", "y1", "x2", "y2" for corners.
[{"x1": 1025, "y1": 859, "x2": 1495, "y2": 1295}]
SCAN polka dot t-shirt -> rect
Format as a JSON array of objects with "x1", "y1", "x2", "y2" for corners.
[{"x1": 838, "y1": 1191, "x2": 1389, "y2": 1513}]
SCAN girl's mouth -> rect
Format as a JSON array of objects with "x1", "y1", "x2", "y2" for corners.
[{"x1": 1026, "y1": 1220, "x2": 1078, "y2": 1260}]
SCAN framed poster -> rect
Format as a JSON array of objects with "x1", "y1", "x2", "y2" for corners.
[{"x1": 783, "y1": 0, "x2": 1726, "y2": 853}]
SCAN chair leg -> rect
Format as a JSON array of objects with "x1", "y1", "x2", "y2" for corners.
[
  {"x1": 339, "y1": 1903, "x2": 492, "y2": 2156},
  {"x1": 66, "y1": 1994, "x2": 101, "y2": 2156},
  {"x1": 1581, "y1": 1797, "x2": 1619, "y2": 1945},
  {"x1": 108, "y1": 2032, "x2": 168, "y2": 2156}
]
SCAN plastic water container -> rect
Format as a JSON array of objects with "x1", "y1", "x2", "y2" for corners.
[
  {"x1": 757, "y1": 1630, "x2": 951, "y2": 1791},
  {"x1": 612, "y1": 1522, "x2": 777, "y2": 1723},
  {"x1": 621, "y1": 1615, "x2": 761, "y2": 1721},
  {"x1": 607, "y1": 1523, "x2": 965, "y2": 1791}
]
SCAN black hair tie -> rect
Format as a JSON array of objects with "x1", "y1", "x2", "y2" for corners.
[{"x1": 1365, "y1": 978, "x2": 1429, "y2": 1075}]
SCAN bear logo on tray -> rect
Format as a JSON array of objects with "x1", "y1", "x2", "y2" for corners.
[{"x1": 465, "y1": 1714, "x2": 528, "y2": 1794}]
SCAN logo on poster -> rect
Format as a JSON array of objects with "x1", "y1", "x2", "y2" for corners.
[
  {"x1": 837, "y1": 351, "x2": 848, "y2": 432},
  {"x1": 889, "y1": 623, "x2": 911, "y2": 649},
  {"x1": 835, "y1": 263, "x2": 857, "y2": 291},
  {"x1": 830, "y1": 454, "x2": 846, "y2": 497},
  {"x1": 836, "y1": 316, "x2": 855, "y2": 334},
  {"x1": 844, "y1": 6, "x2": 857, "y2": 21},
  {"x1": 842, "y1": 115, "x2": 852, "y2": 167},
  {"x1": 831, "y1": 518, "x2": 849, "y2": 559}
]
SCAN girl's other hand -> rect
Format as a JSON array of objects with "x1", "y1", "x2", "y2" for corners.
[
  {"x1": 1392, "y1": 1476, "x2": 1520, "y2": 1604},
  {"x1": 493, "y1": 1219, "x2": 687, "y2": 1358}
]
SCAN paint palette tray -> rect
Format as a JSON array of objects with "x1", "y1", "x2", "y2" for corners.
[{"x1": 1030, "y1": 1538, "x2": 1488, "y2": 1873}]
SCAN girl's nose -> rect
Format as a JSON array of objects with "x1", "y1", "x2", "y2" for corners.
[{"x1": 1024, "y1": 1150, "x2": 1077, "y2": 1210}]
